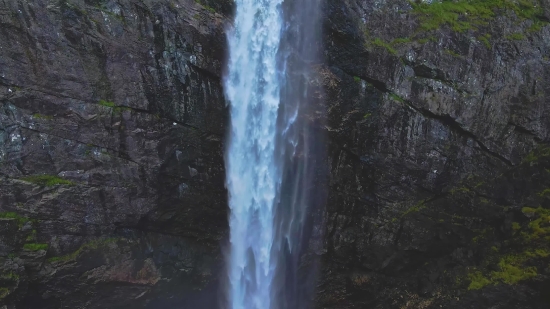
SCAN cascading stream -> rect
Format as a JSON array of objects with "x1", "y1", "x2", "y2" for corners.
[
  {"x1": 224, "y1": 0, "x2": 322, "y2": 308},
  {"x1": 224, "y1": 1, "x2": 284, "y2": 308}
]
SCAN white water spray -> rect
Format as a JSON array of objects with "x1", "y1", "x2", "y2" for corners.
[{"x1": 224, "y1": 1, "x2": 285, "y2": 308}]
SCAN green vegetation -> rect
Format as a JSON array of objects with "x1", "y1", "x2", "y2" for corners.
[
  {"x1": 389, "y1": 93, "x2": 405, "y2": 103},
  {"x1": 26, "y1": 229, "x2": 37, "y2": 242},
  {"x1": 477, "y1": 33, "x2": 492, "y2": 48},
  {"x1": 194, "y1": 0, "x2": 216, "y2": 13},
  {"x1": 0, "y1": 287, "x2": 9, "y2": 299},
  {"x1": 522, "y1": 145, "x2": 550, "y2": 163},
  {"x1": 468, "y1": 251, "x2": 541, "y2": 290},
  {"x1": 48, "y1": 238, "x2": 117, "y2": 263},
  {"x1": 411, "y1": 0, "x2": 547, "y2": 33},
  {"x1": 371, "y1": 38, "x2": 397, "y2": 55},
  {"x1": 506, "y1": 32, "x2": 526, "y2": 40},
  {"x1": 353, "y1": 76, "x2": 361, "y2": 83},
  {"x1": 444, "y1": 49, "x2": 462, "y2": 57},
  {"x1": 0, "y1": 212, "x2": 30, "y2": 228},
  {"x1": 468, "y1": 205, "x2": 550, "y2": 290},
  {"x1": 537, "y1": 188, "x2": 550, "y2": 197},
  {"x1": 0, "y1": 272, "x2": 19, "y2": 280},
  {"x1": 468, "y1": 271, "x2": 492, "y2": 290},
  {"x1": 99, "y1": 99, "x2": 116, "y2": 108},
  {"x1": 363, "y1": 113, "x2": 372, "y2": 119},
  {"x1": 520, "y1": 207, "x2": 550, "y2": 241},
  {"x1": 23, "y1": 243, "x2": 49, "y2": 251},
  {"x1": 98, "y1": 99, "x2": 132, "y2": 114},
  {"x1": 32, "y1": 113, "x2": 53, "y2": 120},
  {"x1": 21, "y1": 175, "x2": 74, "y2": 186}
]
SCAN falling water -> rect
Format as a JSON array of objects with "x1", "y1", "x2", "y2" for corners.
[{"x1": 224, "y1": 0, "x2": 323, "y2": 308}]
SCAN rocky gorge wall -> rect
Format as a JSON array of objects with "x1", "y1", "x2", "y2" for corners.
[
  {"x1": 0, "y1": 0, "x2": 231, "y2": 307},
  {"x1": 0, "y1": 0, "x2": 549, "y2": 309}
]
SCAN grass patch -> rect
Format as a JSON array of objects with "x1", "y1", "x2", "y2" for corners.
[
  {"x1": 371, "y1": 38, "x2": 397, "y2": 55},
  {"x1": 411, "y1": 0, "x2": 547, "y2": 33},
  {"x1": 353, "y1": 76, "x2": 361, "y2": 83},
  {"x1": 23, "y1": 243, "x2": 49, "y2": 251},
  {"x1": 21, "y1": 175, "x2": 74, "y2": 186}
]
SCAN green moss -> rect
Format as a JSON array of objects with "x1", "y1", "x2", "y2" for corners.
[
  {"x1": 370, "y1": 38, "x2": 397, "y2": 55},
  {"x1": 401, "y1": 200, "x2": 426, "y2": 218},
  {"x1": 47, "y1": 238, "x2": 117, "y2": 263},
  {"x1": 21, "y1": 175, "x2": 74, "y2": 186},
  {"x1": 450, "y1": 186, "x2": 470, "y2": 195},
  {"x1": 478, "y1": 33, "x2": 492, "y2": 48},
  {"x1": 363, "y1": 113, "x2": 372, "y2": 119},
  {"x1": 417, "y1": 36, "x2": 437, "y2": 44},
  {"x1": 0, "y1": 212, "x2": 30, "y2": 228},
  {"x1": 0, "y1": 287, "x2": 9, "y2": 299},
  {"x1": 98, "y1": 100, "x2": 132, "y2": 114},
  {"x1": 99, "y1": 99, "x2": 116, "y2": 108},
  {"x1": 538, "y1": 188, "x2": 550, "y2": 197},
  {"x1": 391, "y1": 37, "x2": 412, "y2": 45},
  {"x1": 32, "y1": 113, "x2": 53, "y2": 120},
  {"x1": 23, "y1": 243, "x2": 49, "y2": 251},
  {"x1": 194, "y1": 0, "x2": 216, "y2": 13},
  {"x1": 353, "y1": 76, "x2": 361, "y2": 83},
  {"x1": 389, "y1": 93, "x2": 405, "y2": 103},
  {"x1": 25, "y1": 229, "x2": 37, "y2": 242},
  {"x1": 411, "y1": 0, "x2": 547, "y2": 33},
  {"x1": 512, "y1": 222, "x2": 521, "y2": 231},
  {"x1": 468, "y1": 271, "x2": 492, "y2": 290},
  {"x1": 506, "y1": 32, "x2": 526, "y2": 40},
  {"x1": 0, "y1": 272, "x2": 19, "y2": 280},
  {"x1": 522, "y1": 146, "x2": 550, "y2": 163},
  {"x1": 492, "y1": 256, "x2": 537, "y2": 284},
  {"x1": 444, "y1": 49, "x2": 462, "y2": 57},
  {"x1": 468, "y1": 250, "x2": 542, "y2": 289}
]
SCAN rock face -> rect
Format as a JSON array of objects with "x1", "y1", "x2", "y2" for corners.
[
  {"x1": 0, "y1": 0, "x2": 229, "y2": 308},
  {"x1": 1, "y1": 0, "x2": 549, "y2": 308},
  {"x1": 315, "y1": 0, "x2": 550, "y2": 308}
]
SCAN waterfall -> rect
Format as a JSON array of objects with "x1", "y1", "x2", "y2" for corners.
[{"x1": 224, "y1": 0, "x2": 323, "y2": 308}]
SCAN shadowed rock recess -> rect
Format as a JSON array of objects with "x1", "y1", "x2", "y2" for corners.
[{"x1": 0, "y1": 0, "x2": 549, "y2": 308}]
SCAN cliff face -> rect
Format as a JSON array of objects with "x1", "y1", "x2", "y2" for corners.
[
  {"x1": 0, "y1": 0, "x2": 549, "y2": 308},
  {"x1": 317, "y1": 0, "x2": 550, "y2": 308},
  {"x1": 0, "y1": 0, "x2": 229, "y2": 308}
]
